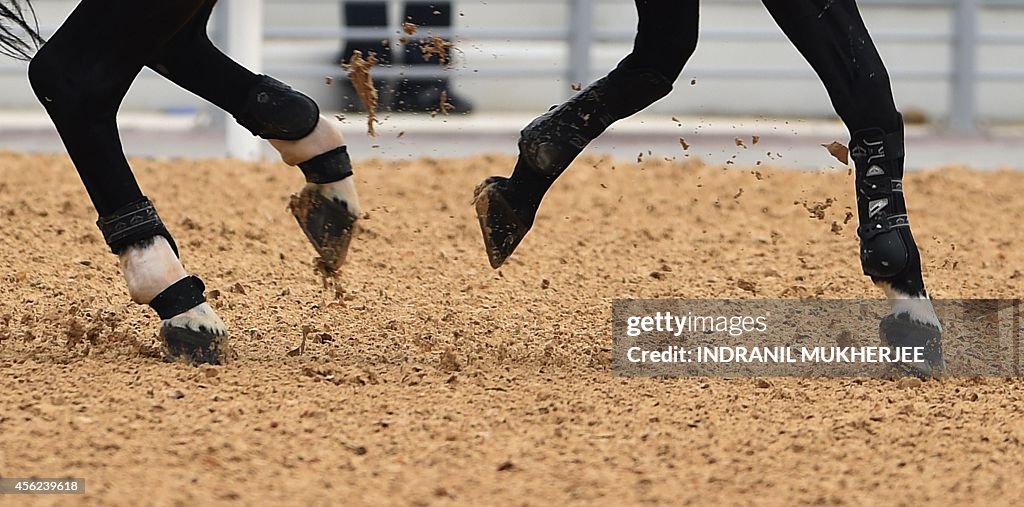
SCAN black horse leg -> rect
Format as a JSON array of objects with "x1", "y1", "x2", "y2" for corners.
[
  {"x1": 28, "y1": 0, "x2": 227, "y2": 364},
  {"x1": 474, "y1": 0, "x2": 700, "y2": 268},
  {"x1": 146, "y1": 0, "x2": 361, "y2": 272},
  {"x1": 763, "y1": 0, "x2": 943, "y2": 375}
]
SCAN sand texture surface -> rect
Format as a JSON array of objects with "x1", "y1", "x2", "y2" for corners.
[{"x1": 2, "y1": 150, "x2": 1024, "y2": 506}]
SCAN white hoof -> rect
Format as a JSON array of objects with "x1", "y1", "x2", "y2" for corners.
[
  {"x1": 314, "y1": 178, "x2": 362, "y2": 217},
  {"x1": 161, "y1": 302, "x2": 230, "y2": 364},
  {"x1": 164, "y1": 302, "x2": 228, "y2": 337}
]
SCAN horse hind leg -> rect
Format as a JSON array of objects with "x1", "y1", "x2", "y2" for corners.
[
  {"x1": 102, "y1": 199, "x2": 229, "y2": 364},
  {"x1": 473, "y1": 0, "x2": 697, "y2": 268},
  {"x1": 26, "y1": 0, "x2": 227, "y2": 364}
]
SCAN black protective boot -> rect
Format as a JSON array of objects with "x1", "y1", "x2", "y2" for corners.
[
  {"x1": 851, "y1": 116, "x2": 943, "y2": 376},
  {"x1": 475, "y1": 69, "x2": 672, "y2": 268}
]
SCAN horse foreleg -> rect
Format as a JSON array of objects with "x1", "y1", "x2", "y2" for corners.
[
  {"x1": 270, "y1": 114, "x2": 362, "y2": 272},
  {"x1": 147, "y1": 4, "x2": 362, "y2": 272},
  {"x1": 233, "y1": 75, "x2": 363, "y2": 273},
  {"x1": 475, "y1": 0, "x2": 699, "y2": 268},
  {"x1": 95, "y1": 198, "x2": 229, "y2": 363},
  {"x1": 851, "y1": 124, "x2": 943, "y2": 376},
  {"x1": 763, "y1": 0, "x2": 943, "y2": 375},
  {"x1": 28, "y1": 0, "x2": 228, "y2": 364}
]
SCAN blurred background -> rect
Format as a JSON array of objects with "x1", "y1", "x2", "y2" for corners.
[{"x1": 1, "y1": 0, "x2": 1023, "y2": 168}]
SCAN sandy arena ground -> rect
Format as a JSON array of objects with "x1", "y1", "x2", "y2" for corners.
[{"x1": 3, "y1": 149, "x2": 1024, "y2": 506}]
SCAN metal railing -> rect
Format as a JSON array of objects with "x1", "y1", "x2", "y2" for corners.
[
  {"x1": 251, "y1": 0, "x2": 1023, "y2": 135},
  {"x1": 2, "y1": 0, "x2": 1023, "y2": 157}
]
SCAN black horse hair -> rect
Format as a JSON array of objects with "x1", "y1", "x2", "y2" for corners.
[{"x1": 0, "y1": 0, "x2": 44, "y2": 60}]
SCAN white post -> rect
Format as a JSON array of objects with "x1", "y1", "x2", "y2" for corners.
[
  {"x1": 222, "y1": 0, "x2": 264, "y2": 160},
  {"x1": 950, "y1": 0, "x2": 979, "y2": 134},
  {"x1": 567, "y1": 0, "x2": 594, "y2": 94}
]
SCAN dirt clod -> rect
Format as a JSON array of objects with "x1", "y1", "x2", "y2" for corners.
[
  {"x1": 898, "y1": 378, "x2": 924, "y2": 389},
  {"x1": 822, "y1": 141, "x2": 850, "y2": 165},
  {"x1": 421, "y1": 35, "x2": 453, "y2": 66},
  {"x1": 342, "y1": 51, "x2": 380, "y2": 136}
]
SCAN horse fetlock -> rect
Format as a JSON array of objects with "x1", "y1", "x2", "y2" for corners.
[
  {"x1": 519, "y1": 119, "x2": 589, "y2": 177},
  {"x1": 518, "y1": 82, "x2": 612, "y2": 176},
  {"x1": 519, "y1": 70, "x2": 671, "y2": 177},
  {"x1": 235, "y1": 75, "x2": 319, "y2": 141}
]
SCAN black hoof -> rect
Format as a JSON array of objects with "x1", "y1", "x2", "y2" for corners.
[
  {"x1": 474, "y1": 176, "x2": 532, "y2": 269},
  {"x1": 879, "y1": 313, "x2": 944, "y2": 377},
  {"x1": 160, "y1": 324, "x2": 229, "y2": 365},
  {"x1": 289, "y1": 186, "x2": 358, "y2": 273}
]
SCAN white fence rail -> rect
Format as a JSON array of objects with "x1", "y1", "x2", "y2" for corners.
[
  {"x1": 241, "y1": 0, "x2": 1024, "y2": 157},
  {"x1": 1, "y1": 0, "x2": 1023, "y2": 158}
]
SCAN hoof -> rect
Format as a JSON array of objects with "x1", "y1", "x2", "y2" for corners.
[
  {"x1": 473, "y1": 176, "x2": 532, "y2": 269},
  {"x1": 289, "y1": 185, "x2": 358, "y2": 273},
  {"x1": 879, "y1": 313, "x2": 944, "y2": 377},
  {"x1": 159, "y1": 303, "x2": 229, "y2": 365}
]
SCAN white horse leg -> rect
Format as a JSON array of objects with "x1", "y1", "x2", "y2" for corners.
[{"x1": 119, "y1": 236, "x2": 228, "y2": 361}]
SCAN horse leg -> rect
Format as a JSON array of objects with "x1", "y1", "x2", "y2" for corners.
[
  {"x1": 763, "y1": 0, "x2": 943, "y2": 375},
  {"x1": 146, "y1": 0, "x2": 360, "y2": 272},
  {"x1": 27, "y1": 0, "x2": 228, "y2": 364},
  {"x1": 474, "y1": 0, "x2": 699, "y2": 268}
]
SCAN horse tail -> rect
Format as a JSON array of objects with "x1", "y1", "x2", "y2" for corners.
[{"x1": 0, "y1": 0, "x2": 44, "y2": 60}]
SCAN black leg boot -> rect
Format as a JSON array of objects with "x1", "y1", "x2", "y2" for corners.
[
  {"x1": 851, "y1": 116, "x2": 944, "y2": 376},
  {"x1": 474, "y1": 68, "x2": 672, "y2": 267}
]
